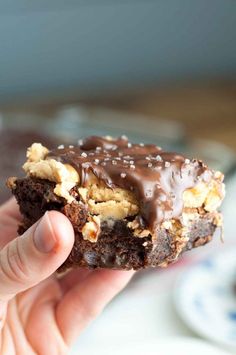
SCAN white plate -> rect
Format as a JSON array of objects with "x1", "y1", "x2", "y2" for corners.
[
  {"x1": 71, "y1": 336, "x2": 230, "y2": 355},
  {"x1": 174, "y1": 249, "x2": 236, "y2": 351}
]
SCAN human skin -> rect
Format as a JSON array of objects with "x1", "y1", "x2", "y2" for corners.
[{"x1": 0, "y1": 198, "x2": 134, "y2": 354}]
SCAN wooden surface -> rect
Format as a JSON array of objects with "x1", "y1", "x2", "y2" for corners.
[{"x1": 2, "y1": 80, "x2": 236, "y2": 151}]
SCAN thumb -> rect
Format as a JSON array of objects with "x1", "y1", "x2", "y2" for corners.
[{"x1": 0, "y1": 211, "x2": 74, "y2": 300}]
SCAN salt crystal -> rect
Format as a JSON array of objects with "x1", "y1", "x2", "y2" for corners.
[
  {"x1": 156, "y1": 155, "x2": 162, "y2": 161},
  {"x1": 69, "y1": 145, "x2": 74, "y2": 149},
  {"x1": 159, "y1": 194, "x2": 167, "y2": 201},
  {"x1": 57, "y1": 144, "x2": 64, "y2": 149},
  {"x1": 148, "y1": 162, "x2": 152, "y2": 168},
  {"x1": 120, "y1": 173, "x2": 126, "y2": 178},
  {"x1": 81, "y1": 152, "x2": 87, "y2": 158},
  {"x1": 165, "y1": 161, "x2": 170, "y2": 168},
  {"x1": 185, "y1": 158, "x2": 190, "y2": 164}
]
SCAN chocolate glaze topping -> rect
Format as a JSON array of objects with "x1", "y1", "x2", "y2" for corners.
[{"x1": 48, "y1": 136, "x2": 211, "y2": 233}]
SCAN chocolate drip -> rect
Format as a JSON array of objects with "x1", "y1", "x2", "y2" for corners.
[{"x1": 48, "y1": 136, "x2": 209, "y2": 232}]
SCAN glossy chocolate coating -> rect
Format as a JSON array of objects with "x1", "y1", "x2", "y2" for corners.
[{"x1": 48, "y1": 136, "x2": 210, "y2": 232}]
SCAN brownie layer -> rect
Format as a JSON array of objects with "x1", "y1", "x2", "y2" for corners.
[{"x1": 11, "y1": 177, "x2": 217, "y2": 270}]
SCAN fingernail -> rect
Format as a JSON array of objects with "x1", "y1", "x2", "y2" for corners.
[{"x1": 33, "y1": 212, "x2": 57, "y2": 253}]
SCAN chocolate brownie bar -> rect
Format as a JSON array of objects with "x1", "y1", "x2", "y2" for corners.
[{"x1": 7, "y1": 136, "x2": 225, "y2": 270}]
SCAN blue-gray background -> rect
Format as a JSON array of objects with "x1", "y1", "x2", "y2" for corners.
[{"x1": 0, "y1": 0, "x2": 235, "y2": 102}]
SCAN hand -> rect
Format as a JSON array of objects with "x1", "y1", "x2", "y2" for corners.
[{"x1": 0, "y1": 198, "x2": 134, "y2": 354}]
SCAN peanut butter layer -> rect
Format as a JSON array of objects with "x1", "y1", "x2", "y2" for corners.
[{"x1": 22, "y1": 137, "x2": 225, "y2": 234}]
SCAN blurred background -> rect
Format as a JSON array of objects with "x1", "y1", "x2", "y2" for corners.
[{"x1": 0, "y1": 1, "x2": 236, "y2": 354}]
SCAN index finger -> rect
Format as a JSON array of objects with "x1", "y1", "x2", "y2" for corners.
[
  {"x1": 56, "y1": 269, "x2": 135, "y2": 345},
  {"x1": 0, "y1": 198, "x2": 22, "y2": 249},
  {"x1": 0, "y1": 197, "x2": 21, "y2": 221}
]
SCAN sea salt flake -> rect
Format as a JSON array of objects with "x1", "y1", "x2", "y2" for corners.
[
  {"x1": 120, "y1": 173, "x2": 126, "y2": 178},
  {"x1": 165, "y1": 161, "x2": 171, "y2": 168},
  {"x1": 185, "y1": 158, "x2": 190, "y2": 164},
  {"x1": 69, "y1": 145, "x2": 74, "y2": 149},
  {"x1": 159, "y1": 194, "x2": 167, "y2": 201},
  {"x1": 130, "y1": 165, "x2": 135, "y2": 169},
  {"x1": 57, "y1": 144, "x2": 64, "y2": 149},
  {"x1": 148, "y1": 162, "x2": 152, "y2": 168},
  {"x1": 156, "y1": 155, "x2": 162, "y2": 161}
]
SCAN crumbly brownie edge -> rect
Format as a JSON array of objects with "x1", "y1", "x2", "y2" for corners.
[{"x1": 9, "y1": 177, "x2": 218, "y2": 270}]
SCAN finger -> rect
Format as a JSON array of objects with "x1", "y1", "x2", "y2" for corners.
[
  {"x1": 0, "y1": 211, "x2": 74, "y2": 301},
  {"x1": 0, "y1": 198, "x2": 22, "y2": 248},
  {"x1": 58, "y1": 269, "x2": 92, "y2": 294},
  {"x1": 0, "y1": 197, "x2": 21, "y2": 221},
  {"x1": 0, "y1": 300, "x2": 7, "y2": 331},
  {"x1": 57, "y1": 269, "x2": 135, "y2": 344}
]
